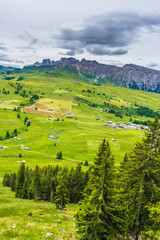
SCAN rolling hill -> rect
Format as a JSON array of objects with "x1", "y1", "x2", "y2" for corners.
[{"x1": 0, "y1": 60, "x2": 160, "y2": 239}]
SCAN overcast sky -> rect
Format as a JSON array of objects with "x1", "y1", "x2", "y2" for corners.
[{"x1": 1, "y1": 0, "x2": 160, "y2": 69}]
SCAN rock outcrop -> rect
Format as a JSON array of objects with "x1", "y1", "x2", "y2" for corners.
[{"x1": 33, "y1": 58, "x2": 160, "y2": 93}]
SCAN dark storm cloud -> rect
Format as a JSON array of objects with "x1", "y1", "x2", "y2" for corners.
[
  {"x1": 57, "y1": 40, "x2": 85, "y2": 55},
  {"x1": 86, "y1": 45, "x2": 128, "y2": 56},
  {"x1": 56, "y1": 11, "x2": 160, "y2": 56}
]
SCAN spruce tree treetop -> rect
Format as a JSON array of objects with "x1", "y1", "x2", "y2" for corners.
[
  {"x1": 118, "y1": 116, "x2": 160, "y2": 239},
  {"x1": 76, "y1": 139, "x2": 120, "y2": 240}
]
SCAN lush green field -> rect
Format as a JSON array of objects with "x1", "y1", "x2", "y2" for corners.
[
  {"x1": 0, "y1": 66, "x2": 160, "y2": 239},
  {"x1": 0, "y1": 178, "x2": 78, "y2": 239}
]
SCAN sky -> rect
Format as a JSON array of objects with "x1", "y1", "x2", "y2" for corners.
[{"x1": 1, "y1": 0, "x2": 160, "y2": 69}]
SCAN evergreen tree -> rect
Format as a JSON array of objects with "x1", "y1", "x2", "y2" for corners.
[
  {"x1": 119, "y1": 117, "x2": 160, "y2": 239},
  {"x1": 59, "y1": 151, "x2": 62, "y2": 159},
  {"x1": 144, "y1": 116, "x2": 160, "y2": 154},
  {"x1": 84, "y1": 160, "x2": 89, "y2": 166},
  {"x1": 15, "y1": 163, "x2": 25, "y2": 198},
  {"x1": 57, "y1": 151, "x2": 62, "y2": 159},
  {"x1": 84, "y1": 170, "x2": 89, "y2": 186},
  {"x1": 24, "y1": 116, "x2": 28, "y2": 125},
  {"x1": 76, "y1": 139, "x2": 120, "y2": 239},
  {"x1": 10, "y1": 173, "x2": 16, "y2": 191},
  {"x1": 68, "y1": 164, "x2": 84, "y2": 203},
  {"x1": 25, "y1": 166, "x2": 33, "y2": 185},
  {"x1": 2, "y1": 173, "x2": 11, "y2": 187},
  {"x1": 13, "y1": 128, "x2": 18, "y2": 136},
  {"x1": 21, "y1": 180, "x2": 28, "y2": 199},
  {"x1": 17, "y1": 113, "x2": 21, "y2": 119},
  {"x1": 67, "y1": 167, "x2": 74, "y2": 202},
  {"x1": 32, "y1": 165, "x2": 41, "y2": 200},
  {"x1": 41, "y1": 175, "x2": 51, "y2": 201},
  {"x1": 5, "y1": 131, "x2": 10, "y2": 139},
  {"x1": 27, "y1": 121, "x2": 31, "y2": 127},
  {"x1": 50, "y1": 177, "x2": 57, "y2": 203},
  {"x1": 57, "y1": 152, "x2": 60, "y2": 159},
  {"x1": 54, "y1": 167, "x2": 69, "y2": 209}
]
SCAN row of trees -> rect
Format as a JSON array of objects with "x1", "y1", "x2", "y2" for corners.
[
  {"x1": 76, "y1": 117, "x2": 160, "y2": 239},
  {"x1": 8, "y1": 82, "x2": 40, "y2": 104},
  {"x1": 0, "y1": 88, "x2": 10, "y2": 94},
  {"x1": 0, "y1": 128, "x2": 18, "y2": 141},
  {"x1": 3, "y1": 163, "x2": 89, "y2": 209},
  {"x1": 75, "y1": 95, "x2": 160, "y2": 119}
]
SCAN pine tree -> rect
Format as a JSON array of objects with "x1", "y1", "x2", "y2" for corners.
[
  {"x1": 10, "y1": 173, "x2": 16, "y2": 191},
  {"x1": 17, "y1": 113, "x2": 21, "y2": 119},
  {"x1": 54, "y1": 167, "x2": 69, "y2": 209},
  {"x1": 59, "y1": 151, "x2": 62, "y2": 159},
  {"x1": 5, "y1": 131, "x2": 10, "y2": 139},
  {"x1": 25, "y1": 166, "x2": 33, "y2": 184},
  {"x1": 2, "y1": 173, "x2": 11, "y2": 187},
  {"x1": 27, "y1": 121, "x2": 31, "y2": 127},
  {"x1": 50, "y1": 177, "x2": 57, "y2": 203},
  {"x1": 57, "y1": 151, "x2": 62, "y2": 159},
  {"x1": 67, "y1": 167, "x2": 74, "y2": 202},
  {"x1": 15, "y1": 163, "x2": 25, "y2": 198},
  {"x1": 32, "y1": 165, "x2": 41, "y2": 200},
  {"x1": 76, "y1": 139, "x2": 120, "y2": 239},
  {"x1": 144, "y1": 116, "x2": 160, "y2": 154},
  {"x1": 68, "y1": 164, "x2": 84, "y2": 203},
  {"x1": 21, "y1": 180, "x2": 29, "y2": 199},
  {"x1": 13, "y1": 128, "x2": 18, "y2": 136},
  {"x1": 119, "y1": 117, "x2": 160, "y2": 239},
  {"x1": 84, "y1": 160, "x2": 89, "y2": 166},
  {"x1": 41, "y1": 176, "x2": 51, "y2": 201},
  {"x1": 56, "y1": 152, "x2": 60, "y2": 159},
  {"x1": 24, "y1": 116, "x2": 28, "y2": 125}
]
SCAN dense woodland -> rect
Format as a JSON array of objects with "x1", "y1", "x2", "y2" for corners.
[
  {"x1": 3, "y1": 163, "x2": 88, "y2": 208},
  {"x1": 3, "y1": 117, "x2": 160, "y2": 239}
]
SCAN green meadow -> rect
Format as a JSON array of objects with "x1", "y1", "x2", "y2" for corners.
[{"x1": 0, "y1": 66, "x2": 160, "y2": 239}]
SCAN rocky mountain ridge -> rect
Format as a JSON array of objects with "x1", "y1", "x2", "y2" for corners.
[{"x1": 34, "y1": 58, "x2": 160, "y2": 93}]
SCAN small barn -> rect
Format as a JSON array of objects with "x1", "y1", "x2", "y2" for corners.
[{"x1": 111, "y1": 138, "x2": 116, "y2": 142}]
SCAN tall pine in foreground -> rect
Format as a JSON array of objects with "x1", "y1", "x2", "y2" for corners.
[
  {"x1": 119, "y1": 116, "x2": 160, "y2": 239},
  {"x1": 76, "y1": 139, "x2": 120, "y2": 240}
]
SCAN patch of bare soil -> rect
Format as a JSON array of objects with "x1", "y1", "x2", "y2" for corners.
[{"x1": 61, "y1": 97, "x2": 74, "y2": 101}]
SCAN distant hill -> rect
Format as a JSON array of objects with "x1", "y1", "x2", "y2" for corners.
[
  {"x1": 0, "y1": 65, "x2": 17, "y2": 74},
  {"x1": 34, "y1": 58, "x2": 160, "y2": 93}
]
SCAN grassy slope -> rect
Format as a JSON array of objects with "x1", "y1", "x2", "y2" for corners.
[{"x1": 0, "y1": 66, "x2": 160, "y2": 238}]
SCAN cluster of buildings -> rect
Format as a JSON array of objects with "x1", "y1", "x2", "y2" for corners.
[
  {"x1": 65, "y1": 113, "x2": 74, "y2": 117},
  {"x1": 98, "y1": 119, "x2": 148, "y2": 130}
]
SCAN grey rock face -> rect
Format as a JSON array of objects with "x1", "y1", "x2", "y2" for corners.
[{"x1": 33, "y1": 58, "x2": 160, "y2": 93}]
